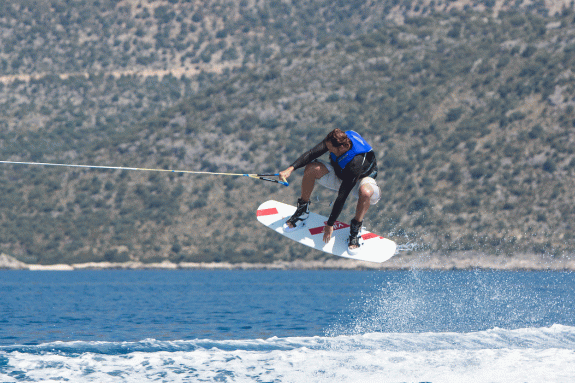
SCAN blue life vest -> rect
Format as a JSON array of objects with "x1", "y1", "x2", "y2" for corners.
[{"x1": 330, "y1": 130, "x2": 373, "y2": 169}]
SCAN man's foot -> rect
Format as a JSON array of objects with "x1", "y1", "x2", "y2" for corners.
[
  {"x1": 284, "y1": 198, "x2": 310, "y2": 231},
  {"x1": 348, "y1": 218, "x2": 362, "y2": 254},
  {"x1": 348, "y1": 235, "x2": 361, "y2": 253}
]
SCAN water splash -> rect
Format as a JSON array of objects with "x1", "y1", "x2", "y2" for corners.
[
  {"x1": 325, "y1": 269, "x2": 575, "y2": 337},
  {"x1": 395, "y1": 241, "x2": 421, "y2": 253}
]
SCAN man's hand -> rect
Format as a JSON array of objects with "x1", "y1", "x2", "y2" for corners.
[
  {"x1": 279, "y1": 166, "x2": 294, "y2": 183},
  {"x1": 323, "y1": 225, "x2": 333, "y2": 243}
]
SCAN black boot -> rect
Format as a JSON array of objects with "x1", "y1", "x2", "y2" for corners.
[
  {"x1": 348, "y1": 218, "x2": 362, "y2": 254},
  {"x1": 284, "y1": 198, "x2": 310, "y2": 231}
]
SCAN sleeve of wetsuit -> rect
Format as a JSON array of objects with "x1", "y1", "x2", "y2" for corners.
[
  {"x1": 327, "y1": 178, "x2": 355, "y2": 226},
  {"x1": 290, "y1": 141, "x2": 328, "y2": 170},
  {"x1": 326, "y1": 154, "x2": 368, "y2": 226}
]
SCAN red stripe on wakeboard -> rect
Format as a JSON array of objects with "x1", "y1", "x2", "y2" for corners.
[
  {"x1": 257, "y1": 208, "x2": 279, "y2": 217},
  {"x1": 309, "y1": 221, "x2": 350, "y2": 235},
  {"x1": 309, "y1": 227, "x2": 324, "y2": 235},
  {"x1": 361, "y1": 232, "x2": 381, "y2": 240}
]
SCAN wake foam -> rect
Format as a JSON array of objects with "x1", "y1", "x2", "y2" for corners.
[{"x1": 1, "y1": 326, "x2": 575, "y2": 383}]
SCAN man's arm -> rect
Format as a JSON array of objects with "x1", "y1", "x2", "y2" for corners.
[
  {"x1": 279, "y1": 141, "x2": 328, "y2": 182},
  {"x1": 326, "y1": 178, "x2": 355, "y2": 226},
  {"x1": 322, "y1": 178, "x2": 355, "y2": 242},
  {"x1": 289, "y1": 141, "x2": 328, "y2": 171},
  {"x1": 323, "y1": 154, "x2": 372, "y2": 241}
]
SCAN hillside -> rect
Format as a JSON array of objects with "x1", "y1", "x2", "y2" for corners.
[{"x1": 1, "y1": 0, "x2": 575, "y2": 265}]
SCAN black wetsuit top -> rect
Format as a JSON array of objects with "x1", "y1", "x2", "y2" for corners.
[{"x1": 290, "y1": 141, "x2": 377, "y2": 226}]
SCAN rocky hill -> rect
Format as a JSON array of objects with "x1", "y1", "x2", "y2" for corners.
[{"x1": 1, "y1": 0, "x2": 575, "y2": 265}]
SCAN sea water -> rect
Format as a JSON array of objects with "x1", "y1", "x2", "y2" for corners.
[{"x1": 1, "y1": 269, "x2": 574, "y2": 382}]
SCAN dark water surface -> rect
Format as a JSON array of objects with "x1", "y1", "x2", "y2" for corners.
[{"x1": 1, "y1": 269, "x2": 574, "y2": 345}]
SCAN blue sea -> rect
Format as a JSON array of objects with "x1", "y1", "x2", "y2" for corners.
[{"x1": 1, "y1": 269, "x2": 574, "y2": 382}]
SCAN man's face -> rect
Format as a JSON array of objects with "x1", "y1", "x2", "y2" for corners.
[{"x1": 326, "y1": 141, "x2": 348, "y2": 157}]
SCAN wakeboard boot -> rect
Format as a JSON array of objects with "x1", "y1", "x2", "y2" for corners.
[
  {"x1": 283, "y1": 198, "x2": 310, "y2": 232},
  {"x1": 348, "y1": 218, "x2": 362, "y2": 255}
]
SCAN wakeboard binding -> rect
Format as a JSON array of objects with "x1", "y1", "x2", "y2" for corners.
[
  {"x1": 348, "y1": 218, "x2": 363, "y2": 255},
  {"x1": 283, "y1": 198, "x2": 310, "y2": 232}
]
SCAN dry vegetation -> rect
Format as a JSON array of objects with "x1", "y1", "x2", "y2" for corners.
[{"x1": 1, "y1": 0, "x2": 575, "y2": 264}]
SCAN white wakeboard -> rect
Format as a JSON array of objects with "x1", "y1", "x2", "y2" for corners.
[{"x1": 256, "y1": 200, "x2": 397, "y2": 263}]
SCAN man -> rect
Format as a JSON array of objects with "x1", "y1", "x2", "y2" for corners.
[{"x1": 278, "y1": 128, "x2": 380, "y2": 254}]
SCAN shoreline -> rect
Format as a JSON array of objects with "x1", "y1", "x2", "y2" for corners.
[{"x1": 1, "y1": 253, "x2": 574, "y2": 271}]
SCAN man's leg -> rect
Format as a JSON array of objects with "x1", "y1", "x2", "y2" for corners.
[
  {"x1": 300, "y1": 161, "x2": 329, "y2": 201},
  {"x1": 354, "y1": 183, "x2": 374, "y2": 222},
  {"x1": 286, "y1": 162, "x2": 329, "y2": 229},
  {"x1": 349, "y1": 183, "x2": 375, "y2": 250}
]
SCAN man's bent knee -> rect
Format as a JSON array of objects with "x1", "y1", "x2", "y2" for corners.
[
  {"x1": 359, "y1": 184, "x2": 374, "y2": 200},
  {"x1": 358, "y1": 177, "x2": 381, "y2": 205}
]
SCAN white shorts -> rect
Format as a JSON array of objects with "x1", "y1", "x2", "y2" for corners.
[{"x1": 315, "y1": 160, "x2": 381, "y2": 205}]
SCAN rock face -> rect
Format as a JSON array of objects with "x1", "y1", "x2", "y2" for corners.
[
  {"x1": 2, "y1": 2, "x2": 575, "y2": 265},
  {"x1": 1, "y1": 251, "x2": 575, "y2": 271},
  {"x1": 0, "y1": 253, "x2": 28, "y2": 270}
]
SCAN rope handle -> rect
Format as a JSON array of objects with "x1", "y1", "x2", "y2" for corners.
[{"x1": 245, "y1": 173, "x2": 289, "y2": 187}]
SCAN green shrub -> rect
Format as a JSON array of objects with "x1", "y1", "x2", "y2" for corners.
[{"x1": 446, "y1": 107, "x2": 464, "y2": 122}]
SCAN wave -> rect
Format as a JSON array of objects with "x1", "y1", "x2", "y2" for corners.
[
  {"x1": 2, "y1": 326, "x2": 575, "y2": 383},
  {"x1": 2, "y1": 324, "x2": 574, "y2": 355}
]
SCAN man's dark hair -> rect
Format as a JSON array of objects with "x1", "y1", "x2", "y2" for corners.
[{"x1": 324, "y1": 129, "x2": 351, "y2": 148}]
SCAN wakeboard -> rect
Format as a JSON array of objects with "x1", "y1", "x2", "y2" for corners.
[{"x1": 256, "y1": 200, "x2": 397, "y2": 263}]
